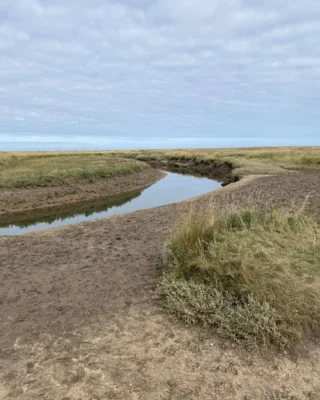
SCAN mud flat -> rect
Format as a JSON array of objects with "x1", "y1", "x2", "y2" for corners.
[
  {"x1": 0, "y1": 167, "x2": 165, "y2": 219},
  {"x1": 0, "y1": 172, "x2": 320, "y2": 399}
]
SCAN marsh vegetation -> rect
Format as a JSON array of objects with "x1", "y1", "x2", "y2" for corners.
[
  {"x1": 1, "y1": 146, "x2": 319, "y2": 189},
  {"x1": 119, "y1": 146, "x2": 320, "y2": 176},
  {"x1": 0, "y1": 152, "x2": 146, "y2": 188},
  {"x1": 161, "y1": 205, "x2": 320, "y2": 350}
]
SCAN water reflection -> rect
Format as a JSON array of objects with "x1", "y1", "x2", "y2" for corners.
[
  {"x1": 0, "y1": 171, "x2": 221, "y2": 236},
  {"x1": 0, "y1": 190, "x2": 142, "y2": 229}
]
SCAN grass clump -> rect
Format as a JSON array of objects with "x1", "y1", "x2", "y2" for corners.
[{"x1": 161, "y1": 206, "x2": 320, "y2": 350}]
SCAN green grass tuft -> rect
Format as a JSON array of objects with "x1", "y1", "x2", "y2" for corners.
[{"x1": 161, "y1": 206, "x2": 320, "y2": 350}]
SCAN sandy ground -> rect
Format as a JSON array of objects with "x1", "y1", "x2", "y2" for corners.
[
  {"x1": 0, "y1": 168, "x2": 164, "y2": 218},
  {"x1": 0, "y1": 173, "x2": 320, "y2": 400}
]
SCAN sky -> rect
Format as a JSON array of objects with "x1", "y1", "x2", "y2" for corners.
[{"x1": 0, "y1": 0, "x2": 319, "y2": 151}]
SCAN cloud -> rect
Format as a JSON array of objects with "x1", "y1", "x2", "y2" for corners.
[{"x1": 0, "y1": 0, "x2": 319, "y2": 148}]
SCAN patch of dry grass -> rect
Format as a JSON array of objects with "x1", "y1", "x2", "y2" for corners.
[
  {"x1": 0, "y1": 153, "x2": 146, "y2": 188},
  {"x1": 161, "y1": 205, "x2": 320, "y2": 350}
]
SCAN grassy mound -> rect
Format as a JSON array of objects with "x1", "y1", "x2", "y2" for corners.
[
  {"x1": 0, "y1": 154, "x2": 146, "y2": 188},
  {"x1": 161, "y1": 207, "x2": 320, "y2": 349}
]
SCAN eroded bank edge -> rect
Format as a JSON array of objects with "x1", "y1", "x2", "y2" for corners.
[{"x1": 136, "y1": 157, "x2": 239, "y2": 186}]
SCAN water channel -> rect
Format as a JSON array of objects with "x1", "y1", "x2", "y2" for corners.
[{"x1": 0, "y1": 170, "x2": 222, "y2": 236}]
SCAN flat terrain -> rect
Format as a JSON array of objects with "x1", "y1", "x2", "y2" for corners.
[
  {"x1": 1, "y1": 172, "x2": 320, "y2": 399},
  {"x1": 1, "y1": 147, "x2": 319, "y2": 216}
]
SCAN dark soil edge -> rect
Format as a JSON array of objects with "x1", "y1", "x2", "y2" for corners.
[{"x1": 137, "y1": 157, "x2": 239, "y2": 186}]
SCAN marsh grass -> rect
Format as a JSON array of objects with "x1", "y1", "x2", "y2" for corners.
[
  {"x1": 119, "y1": 146, "x2": 320, "y2": 176},
  {"x1": 0, "y1": 146, "x2": 320, "y2": 181},
  {"x1": 0, "y1": 154, "x2": 146, "y2": 188},
  {"x1": 161, "y1": 205, "x2": 320, "y2": 349}
]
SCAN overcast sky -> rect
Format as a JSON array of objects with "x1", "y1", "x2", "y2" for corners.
[{"x1": 1, "y1": 0, "x2": 319, "y2": 150}]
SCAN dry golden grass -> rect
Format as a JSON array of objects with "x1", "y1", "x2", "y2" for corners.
[{"x1": 161, "y1": 204, "x2": 320, "y2": 350}]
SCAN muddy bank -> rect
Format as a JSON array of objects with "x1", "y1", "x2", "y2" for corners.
[
  {"x1": 0, "y1": 189, "x2": 143, "y2": 229},
  {"x1": 136, "y1": 157, "x2": 238, "y2": 186},
  {"x1": 0, "y1": 167, "x2": 165, "y2": 219},
  {"x1": 0, "y1": 173, "x2": 320, "y2": 399}
]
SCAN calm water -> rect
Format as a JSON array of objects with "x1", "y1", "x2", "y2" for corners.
[{"x1": 0, "y1": 171, "x2": 221, "y2": 236}]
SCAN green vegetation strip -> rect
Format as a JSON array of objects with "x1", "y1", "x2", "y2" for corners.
[
  {"x1": 0, "y1": 154, "x2": 147, "y2": 188},
  {"x1": 161, "y1": 206, "x2": 320, "y2": 350}
]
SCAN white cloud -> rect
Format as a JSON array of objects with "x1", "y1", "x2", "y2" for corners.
[{"x1": 0, "y1": 0, "x2": 319, "y2": 146}]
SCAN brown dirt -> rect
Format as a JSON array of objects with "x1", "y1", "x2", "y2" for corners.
[
  {"x1": 0, "y1": 173, "x2": 320, "y2": 400},
  {"x1": 0, "y1": 167, "x2": 164, "y2": 219}
]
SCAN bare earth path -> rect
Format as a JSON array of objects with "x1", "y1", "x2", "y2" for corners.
[{"x1": 0, "y1": 173, "x2": 320, "y2": 400}]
